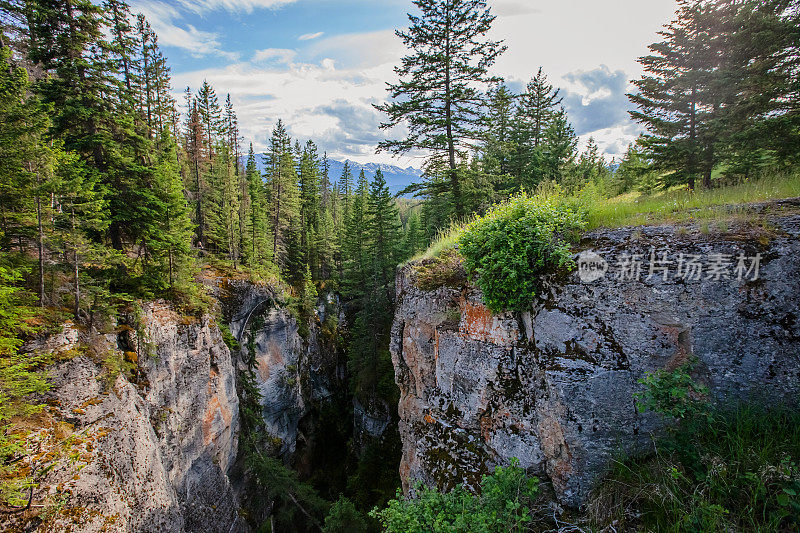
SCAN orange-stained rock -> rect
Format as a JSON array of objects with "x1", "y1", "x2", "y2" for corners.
[
  {"x1": 459, "y1": 299, "x2": 519, "y2": 345},
  {"x1": 390, "y1": 217, "x2": 800, "y2": 506}
]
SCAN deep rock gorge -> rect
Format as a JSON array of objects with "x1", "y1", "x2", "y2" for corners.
[{"x1": 8, "y1": 213, "x2": 800, "y2": 531}]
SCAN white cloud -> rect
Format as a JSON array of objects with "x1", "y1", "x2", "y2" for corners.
[
  {"x1": 298, "y1": 32, "x2": 324, "y2": 41},
  {"x1": 132, "y1": 1, "x2": 229, "y2": 57},
  {"x1": 171, "y1": 55, "x2": 400, "y2": 162},
  {"x1": 252, "y1": 48, "x2": 297, "y2": 64},
  {"x1": 177, "y1": 0, "x2": 298, "y2": 14},
  {"x1": 305, "y1": 29, "x2": 402, "y2": 69}
]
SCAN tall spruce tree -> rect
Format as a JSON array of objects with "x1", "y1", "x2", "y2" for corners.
[
  {"x1": 298, "y1": 141, "x2": 321, "y2": 277},
  {"x1": 244, "y1": 144, "x2": 269, "y2": 266},
  {"x1": 511, "y1": 67, "x2": 563, "y2": 189},
  {"x1": 481, "y1": 83, "x2": 516, "y2": 189},
  {"x1": 376, "y1": 0, "x2": 506, "y2": 218},
  {"x1": 342, "y1": 170, "x2": 370, "y2": 296},
  {"x1": 0, "y1": 43, "x2": 54, "y2": 304},
  {"x1": 629, "y1": 0, "x2": 722, "y2": 189},
  {"x1": 367, "y1": 169, "x2": 401, "y2": 290},
  {"x1": 264, "y1": 120, "x2": 299, "y2": 269}
]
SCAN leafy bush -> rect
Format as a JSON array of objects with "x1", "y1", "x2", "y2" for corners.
[
  {"x1": 592, "y1": 360, "x2": 800, "y2": 531},
  {"x1": 370, "y1": 458, "x2": 539, "y2": 532},
  {"x1": 458, "y1": 192, "x2": 586, "y2": 312},
  {"x1": 634, "y1": 357, "x2": 710, "y2": 422},
  {"x1": 322, "y1": 496, "x2": 369, "y2": 533}
]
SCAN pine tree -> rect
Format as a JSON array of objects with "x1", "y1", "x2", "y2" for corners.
[
  {"x1": 0, "y1": 43, "x2": 54, "y2": 304},
  {"x1": 376, "y1": 0, "x2": 506, "y2": 218},
  {"x1": 145, "y1": 129, "x2": 195, "y2": 289},
  {"x1": 511, "y1": 67, "x2": 563, "y2": 189},
  {"x1": 481, "y1": 83, "x2": 516, "y2": 189},
  {"x1": 197, "y1": 80, "x2": 222, "y2": 182},
  {"x1": 51, "y1": 151, "x2": 108, "y2": 319},
  {"x1": 186, "y1": 99, "x2": 209, "y2": 248},
  {"x1": 367, "y1": 169, "x2": 401, "y2": 290},
  {"x1": 208, "y1": 144, "x2": 240, "y2": 262},
  {"x1": 342, "y1": 170, "x2": 370, "y2": 297},
  {"x1": 298, "y1": 141, "x2": 321, "y2": 277},
  {"x1": 135, "y1": 14, "x2": 157, "y2": 134},
  {"x1": 264, "y1": 120, "x2": 299, "y2": 269},
  {"x1": 402, "y1": 210, "x2": 424, "y2": 258},
  {"x1": 615, "y1": 142, "x2": 655, "y2": 195},
  {"x1": 542, "y1": 108, "x2": 578, "y2": 185},
  {"x1": 104, "y1": 0, "x2": 139, "y2": 111},
  {"x1": 244, "y1": 144, "x2": 269, "y2": 266},
  {"x1": 629, "y1": 0, "x2": 721, "y2": 189},
  {"x1": 334, "y1": 161, "x2": 353, "y2": 280}
]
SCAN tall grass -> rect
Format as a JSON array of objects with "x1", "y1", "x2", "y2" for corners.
[
  {"x1": 407, "y1": 215, "x2": 478, "y2": 263},
  {"x1": 590, "y1": 405, "x2": 800, "y2": 531},
  {"x1": 585, "y1": 171, "x2": 800, "y2": 229},
  {"x1": 413, "y1": 172, "x2": 800, "y2": 260}
]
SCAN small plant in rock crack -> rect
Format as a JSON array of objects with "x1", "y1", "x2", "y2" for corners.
[{"x1": 634, "y1": 357, "x2": 711, "y2": 424}]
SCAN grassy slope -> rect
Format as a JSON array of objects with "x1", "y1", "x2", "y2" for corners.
[{"x1": 412, "y1": 172, "x2": 800, "y2": 262}]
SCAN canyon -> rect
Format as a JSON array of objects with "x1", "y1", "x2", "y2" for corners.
[{"x1": 6, "y1": 210, "x2": 800, "y2": 531}]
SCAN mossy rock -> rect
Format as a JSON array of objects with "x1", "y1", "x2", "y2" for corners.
[{"x1": 412, "y1": 249, "x2": 467, "y2": 292}]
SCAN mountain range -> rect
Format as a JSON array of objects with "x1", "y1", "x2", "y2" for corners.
[{"x1": 247, "y1": 155, "x2": 424, "y2": 196}]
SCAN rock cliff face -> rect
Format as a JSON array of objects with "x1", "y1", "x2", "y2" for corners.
[
  {"x1": 5, "y1": 275, "x2": 363, "y2": 533},
  {"x1": 221, "y1": 279, "x2": 345, "y2": 459},
  {"x1": 391, "y1": 213, "x2": 800, "y2": 506},
  {"x1": 15, "y1": 302, "x2": 245, "y2": 532}
]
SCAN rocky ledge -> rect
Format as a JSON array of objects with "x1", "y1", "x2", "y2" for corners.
[
  {"x1": 10, "y1": 302, "x2": 244, "y2": 533},
  {"x1": 391, "y1": 212, "x2": 800, "y2": 506}
]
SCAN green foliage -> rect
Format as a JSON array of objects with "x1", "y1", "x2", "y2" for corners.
[
  {"x1": 595, "y1": 359, "x2": 800, "y2": 530},
  {"x1": 322, "y1": 496, "x2": 369, "y2": 533},
  {"x1": 218, "y1": 321, "x2": 240, "y2": 352},
  {"x1": 629, "y1": 0, "x2": 800, "y2": 188},
  {"x1": 634, "y1": 358, "x2": 710, "y2": 422},
  {"x1": 0, "y1": 264, "x2": 50, "y2": 507},
  {"x1": 458, "y1": 192, "x2": 586, "y2": 312},
  {"x1": 370, "y1": 459, "x2": 539, "y2": 533},
  {"x1": 246, "y1": 449, "x2": 329, "y2": 531},
  {"x1": 591, "y1": 406, "x2": 800, "y2": 532}
]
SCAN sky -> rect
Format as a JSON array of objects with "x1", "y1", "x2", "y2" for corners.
[{"x1": 130, "y1": 0, "x2": 679, "y2": 166}]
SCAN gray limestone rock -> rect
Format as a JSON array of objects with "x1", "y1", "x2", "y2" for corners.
[{"x1": 391, "y1": 214, "x2": 800, "y2": 506}]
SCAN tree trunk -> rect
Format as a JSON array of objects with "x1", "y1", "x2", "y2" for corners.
[
  {"x1": 71, "y1": 208, "x2": 80, "y2": 321},
  {"x1": 194, "y1": 157, "x2": 204, "y2": 248},
  {"x1": 688, "y1": 86, "x2": 697, "y2": 191},
  {"x1": 37, "y1": 195, "x2": 45, "y2": 306},
  {"x1": 443, "y1": 8, "x2": 462, "y2": 218}
]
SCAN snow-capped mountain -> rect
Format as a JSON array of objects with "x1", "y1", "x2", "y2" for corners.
[
  {"x1": 327, "y1": 159, "x2": 424, "y2": 195},
  {"x1": 246, "y1": 155, "x2": 423, "y2": 196}
]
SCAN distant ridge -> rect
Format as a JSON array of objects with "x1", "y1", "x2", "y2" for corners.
[{"x1": 246, "y1": 155, "x2": 423, "y2": 196}]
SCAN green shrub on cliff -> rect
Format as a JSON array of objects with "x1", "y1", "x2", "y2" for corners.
[
  {"x1": 370, "y1": 459, "x2": 539, "y2": 532},
  {"x1": 591, "y1": 363, "x2": 800, "y2": 531},
  {"x1": 458, "y1": 192, "x2": 586, "y2": 312}
]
